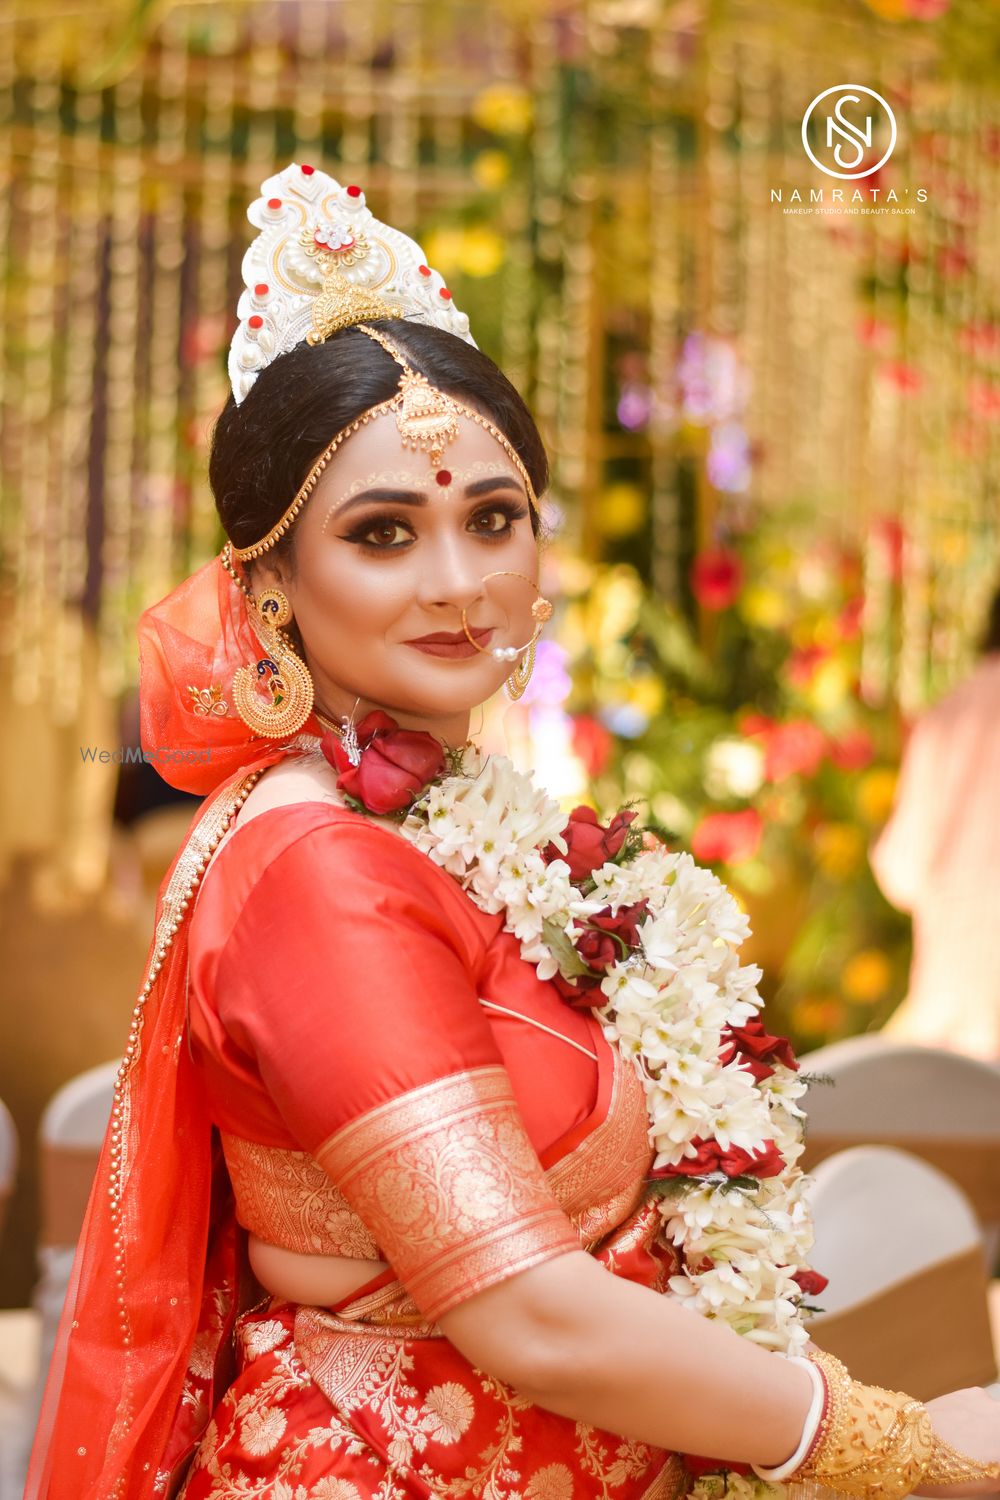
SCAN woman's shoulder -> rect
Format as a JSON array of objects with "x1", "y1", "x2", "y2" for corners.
[{"x1": 189, "y1": 749, "x2": 497, "y2": 954}]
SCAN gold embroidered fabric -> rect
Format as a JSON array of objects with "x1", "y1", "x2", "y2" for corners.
[
  {"x1": 315, "y1": 1066, "x2": 581, "y2": 1320},
  {"x1": 220, "y1": 1133, "x2": 382, "y2": 1259},
  {"x1": 547, "y1": 1049, "x2": 652, "y2": 1244},
  {"x1": 220, "y1": 1050, "x2": 653, "y2": 1294}
]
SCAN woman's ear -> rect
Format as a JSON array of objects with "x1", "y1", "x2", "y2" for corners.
[{"x1": 247, "y1": 557, "x2": 292, "y2": 597}]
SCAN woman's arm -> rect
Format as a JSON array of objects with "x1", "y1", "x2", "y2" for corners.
[
  {"x1": 439, "y1": 1247, "x2": 813, "y2": 1469},
  {"x1": 442, "y1": 1250, "x2": 1000, "y2": 1493}
]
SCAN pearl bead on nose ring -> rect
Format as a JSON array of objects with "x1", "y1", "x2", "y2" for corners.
[{"x1": 460, "y1": 571, "x2": 552, "y2": 661}]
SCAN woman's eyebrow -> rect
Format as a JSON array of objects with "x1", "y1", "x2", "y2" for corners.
[{"x1": 331, "y1": 473, "x2": 525, "y2": 519}]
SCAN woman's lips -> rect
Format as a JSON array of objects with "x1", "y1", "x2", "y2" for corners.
[{"x1": 404, "y1": 628, "x2": 494, "y2": 659}]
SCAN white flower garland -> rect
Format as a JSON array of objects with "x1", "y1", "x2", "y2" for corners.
[{"x1": 400, "y1": 749, "x2": 817, "y2": 1498}]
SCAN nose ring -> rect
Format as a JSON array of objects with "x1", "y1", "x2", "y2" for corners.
[{"x1": 460, "y1": 570, "x2": 553, "y2": 662}]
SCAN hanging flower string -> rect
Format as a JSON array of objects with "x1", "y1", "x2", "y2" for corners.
[{"x1": 321, "y1": 717, "x2": 825, "y2": 1496}]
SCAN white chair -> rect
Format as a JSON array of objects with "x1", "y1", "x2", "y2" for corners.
[
  {"x1": 798, "y1": 1035, "x2": 1000, "y2": 1259},
  {"x1": 803, "y1": 1145, "x2": 998, "y2": 1401},
  {"x1": 0, "y1": 1063, "x2": 118, "y2": 1500},
  {"x1": 33, "y1": 1061, "x2": 118, "y2": 1372},
  {"x1": 0, "y1": 1096, "x2": 37, "y2": 1500}
]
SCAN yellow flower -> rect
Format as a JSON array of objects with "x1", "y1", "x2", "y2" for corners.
[
  {"x1": 629, "y1": 674, "x2": 665, "y2": 717},
  {"x1": 591, "y1": 565, "x2": 642, "y2": 640},
  {"x1": 814, "y1": 823, "x2": 865, "y2": 881},
  {"x1": 473, "y1": 149, "x2": 512, "y2": 190},
  {"x1": 598, "y1": 481, "x2": 645, "y2": 538},
  {"x1": 422, "y1": 228, "x2": 465, "y2": 275},
  {"x1": 741, "y1": 585, "x2": 790, "y2": 630},
  {"x1": 472, "y1": 83, "x2": 533, "y2": 137},
  {"x1": 459, "y1": 226, "x2": 505, "y2": 278},
  {"x1": 807, "y1": 659, "x2": 852, "y2": 714},
  {"x1": 842, "y1": 949, "x2": 892, "y2": 1004},
  {"x1": 857, "y1": 767, "x2": 898, "y2": 824}
]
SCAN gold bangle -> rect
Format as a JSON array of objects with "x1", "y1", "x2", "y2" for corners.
[{"x1": 795, "y1": 1350, "x2": 933, "y2": 1499}]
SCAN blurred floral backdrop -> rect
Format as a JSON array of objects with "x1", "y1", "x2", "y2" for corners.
[{"x1": 2, "y1": 0, "x2": 1000, "y2": 1052}]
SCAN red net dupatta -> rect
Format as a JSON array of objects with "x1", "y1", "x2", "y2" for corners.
[{"x1": 24, "y1": 752, "x2": 293, "y2": 1500}]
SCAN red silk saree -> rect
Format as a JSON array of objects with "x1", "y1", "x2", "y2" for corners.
[
  {"x1": 176, "y1": 794, "x2": 686, "y2": 1500},
  {"x1": 25, "y1": 755, "x2": 686, "y2": 1500}
]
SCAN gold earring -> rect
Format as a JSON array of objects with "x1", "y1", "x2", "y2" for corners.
[
  {"x1": 504, "y1": 636, "x2": 537, "y2": 701},
  {"x1": 232, "y1": 587, "x2": 315, "y2": 738},
  {"x1": 459, "y1": 570, "x2": 551, "y2": 702}
]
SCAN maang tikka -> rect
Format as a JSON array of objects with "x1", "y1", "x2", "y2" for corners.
[{"x1": 219, "y1": 162, "x2": 546, "y2": 728}]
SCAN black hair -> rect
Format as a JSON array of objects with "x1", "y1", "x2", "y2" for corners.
[{"x1": 209, "y1": 318, "x2": 547, "y2": 572}]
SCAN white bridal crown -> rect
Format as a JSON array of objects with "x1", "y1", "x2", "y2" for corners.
[{"x1": 228, "y1": 161, "x2": 478, "y2": 404}]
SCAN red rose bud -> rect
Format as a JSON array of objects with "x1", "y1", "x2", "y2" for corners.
[
  {"x1": 570, "y1": 713, "x2": 614, "y2": 778},
  {"x1": 720, "y1": 1139, "x2": 785, "y2": 1178},
  {"x1": 828, "y1": 728, "x2": 875, "y2": 772},
  {"x1": 542, "y1": 805, "x2": 638, "y2": 882},
  {"x1": 575, "y1": 901, "x2": 650, "y2": 973},
  {"x1": 321, "y1": 710, "x2": 446, "y2": 815},
  {"x1": 763, "y1": 719, "x2": 827, "y2": 783},
  {"x1": 720, "y1": 1015, "x2": 799, "y2": 1082},
  {"x1": 651, "y1": 1136, "x2": 785, "y2": 1180},
  {"x1": 690, "y1": 808, "x2": 763, "y2": 866},
  {"x1": 549, "y1": 971, "x2": 605, "y2": 1010},
  {"x1": 650, "y1": 1138, "x2": 724, "y2": 1178},
  {"x1": 690, "y1": 548, "x2": 744, "y2": 611},
  {"x1": 792, "y1": 1267, "x2": 830, "y2": 1297}
]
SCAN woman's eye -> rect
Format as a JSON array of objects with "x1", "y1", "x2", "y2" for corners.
[
  {"x1": 357, "y1": 520, "x2": 412, "y2": 549},
  {"x1": 470, "y1": 509, "x2": 511, "y2": 534},
  {"x1": 347, "y1": 501, "x2": 525, "y2": 552}
]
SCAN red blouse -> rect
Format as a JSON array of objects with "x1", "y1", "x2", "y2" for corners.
[{"x1": 186, "y1": 800, "x2": 628, "y2": 1320}]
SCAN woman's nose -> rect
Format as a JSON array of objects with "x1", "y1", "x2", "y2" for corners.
[{"x1": 415, "y1": 533, "x2": 488, "y2": 611}]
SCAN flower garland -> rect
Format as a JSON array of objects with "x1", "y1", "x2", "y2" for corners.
[{"x1": 321, "y1": 713, "x2": 827, "y2": 1499}]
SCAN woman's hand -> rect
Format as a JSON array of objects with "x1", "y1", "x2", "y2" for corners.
[{"x1": 917, "y1": 1389, "x2": 1000, "y2": 1497}]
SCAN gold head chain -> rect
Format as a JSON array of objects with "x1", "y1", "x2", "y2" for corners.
[{"x1": 229, "y1": 322, "x2": 540, "y2": 563}]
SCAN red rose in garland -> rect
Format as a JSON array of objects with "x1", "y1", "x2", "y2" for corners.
[
  {"x1": 542, "y1": 805, "x2": 638, "y2": 883},
  {"x1": 651, "y1": 1136, "x2": 785, "y2": 1181},
  {"x1": 550, "y1": 971, "x2": 604, "y2": 1009},
  {"x1": 549, "y1": 900, "x2": 649, "y2": 1009},
  {"x1": 575, "y1": 901, "x2": 650, "y2": 973},
  {"x1": 320, "y1": 709, "x2": 446, "y2": 815},
  {"x1": 792, "y1": 1267, "x2": 830, "y2": 1297},
  {"x1": 720, "y1": 1015, "x2": 799, "y2": 1083}
]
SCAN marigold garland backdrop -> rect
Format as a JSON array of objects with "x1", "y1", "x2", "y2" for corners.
[{"x1": 2, "y1": 0, "x2": 999, "y2": 1072}]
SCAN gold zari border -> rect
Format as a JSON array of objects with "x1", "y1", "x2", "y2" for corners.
[{"x1": 316, "y1": 1066, "x2": 580, "y2": 1320}]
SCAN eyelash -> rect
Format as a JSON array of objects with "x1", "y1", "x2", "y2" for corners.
[{"x1": 344, "y1": 499, "x2": 529, "y2": 553}]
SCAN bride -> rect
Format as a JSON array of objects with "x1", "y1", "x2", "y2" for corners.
[{"x1": 25, "y1": 163, "x2": 999, "y2": 1500}]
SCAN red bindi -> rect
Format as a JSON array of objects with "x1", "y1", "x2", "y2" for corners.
[{"x1": 435, "y1": 469, "x2": 452, "y2": 486}]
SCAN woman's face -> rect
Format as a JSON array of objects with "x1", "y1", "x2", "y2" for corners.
[{"x1": 251, "y1": 408, "x2": 540, "y2": 742}]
